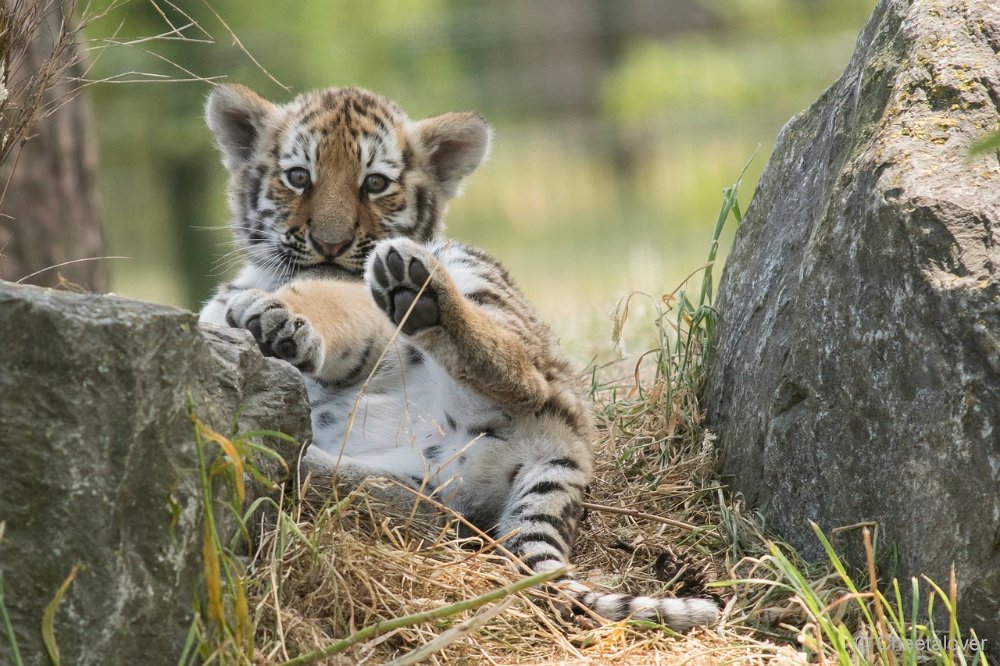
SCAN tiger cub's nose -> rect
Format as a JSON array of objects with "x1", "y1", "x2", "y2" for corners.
[{"x1": 311, "y1": 235, "x2": 351, "y2": 258}]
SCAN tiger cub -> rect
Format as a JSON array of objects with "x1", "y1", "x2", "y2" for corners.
[{"x1": 199, "y1": 84, "x2": 719, "y2": 632}]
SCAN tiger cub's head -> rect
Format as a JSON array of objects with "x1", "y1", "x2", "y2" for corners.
[{"x1": 206, "y1": 84, "x2": 491, "y2": 279}]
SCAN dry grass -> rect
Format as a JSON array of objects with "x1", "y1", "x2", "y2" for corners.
[{"x1": 238, "y1": 352, "x2": 818, "y2": 665}]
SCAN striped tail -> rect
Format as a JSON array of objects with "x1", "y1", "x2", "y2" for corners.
[
  {"x1": 561, "y1": 578, "x2": 720, "y2": 631},
  {"x1": 497, "y1": 456, "x2": 720, "y2": 632}
]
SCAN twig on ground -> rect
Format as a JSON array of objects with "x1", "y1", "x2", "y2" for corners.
[{"x1": 580, "y1": 501, "x2": 699, "y2": 532}]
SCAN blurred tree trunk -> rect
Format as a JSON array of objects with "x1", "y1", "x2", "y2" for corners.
[{"x1": 0, "y1": 0, "x2": 108, "y2": 291}]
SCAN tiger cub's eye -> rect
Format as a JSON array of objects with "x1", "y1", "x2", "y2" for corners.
[
  {"x1": 285, "y1": 167, "x2": 311, "y2": 189},
  {"x1": 363, "y1": 173, "x2": 390, "y2": 195}
]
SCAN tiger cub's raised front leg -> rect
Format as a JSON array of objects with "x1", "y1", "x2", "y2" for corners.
[
  {"x1": 365, "y1": 238, "x2": 585, "y2": 421},
  {"x1": 225, "y1": 280, "x2": 392, "y2": 384}
]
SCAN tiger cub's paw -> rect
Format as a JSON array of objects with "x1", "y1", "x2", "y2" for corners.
[
  {"x1": 225, "y1": 289, "x2": 324, "y2": 373},
  {"x1": 367, "y1": 239, "x2": 443, "y2": 335}
]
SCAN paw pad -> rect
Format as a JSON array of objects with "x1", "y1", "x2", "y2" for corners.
[{"x1": 370, "y1": 244, "x2": 442, "y2": 335}]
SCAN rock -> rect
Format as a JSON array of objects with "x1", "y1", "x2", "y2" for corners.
[
  {"x1": 706, "y1": 0, "x2": 1000, "y2": 644},
  {"x1": 0, "y1": 282, "x2": 311, "y2": 665}
]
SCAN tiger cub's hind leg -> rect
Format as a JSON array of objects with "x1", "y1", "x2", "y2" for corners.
[
  {"x1": 492, "y1": 438, "x2": 719, "y2": 633},
  {"x1": 494, "y1": 454, "x2": 588, "y2": 576}
]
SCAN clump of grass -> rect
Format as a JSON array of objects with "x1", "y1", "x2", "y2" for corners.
[
  {"x1": 723, "y1": 523, "x2": 989, "y2": 665},
  {"x1": 181, "y1": 399, "x2": 294, "y2": 666},
  {"x1": 607, "y1": 158, "x2": 745, "y2": 476}
]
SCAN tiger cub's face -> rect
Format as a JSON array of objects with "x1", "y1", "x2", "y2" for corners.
[{"x1": 206, "y1": 84, "x2": 491, "y2": 279}]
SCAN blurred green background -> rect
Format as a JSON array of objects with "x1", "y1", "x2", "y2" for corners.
[{"x1": 85, "y1": 0, "x2": 875, "y2": 358}]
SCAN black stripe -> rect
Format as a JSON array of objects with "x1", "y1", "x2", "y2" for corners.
[
  {"x1": 405, "y1": 345, "x2": 424, "y2": 366},
  {"x1": 570, "y1": 597, "x2": 591, "y2": 615},
  {"x1": 412, "y1": 185, "x2": 438, "y2": 241},
  {"x1": 466, "y1": 289, "x2": 508, "y2": 310},
  {"x1": 423, "y1": 444, "x2": 441, "y2": 461},
  {"x1": 537, "y1": 397, "x2": 588, "y2": 438},
  {"x1": 546, "y1": 457, "x2": 581, "y2": 471},
  {"x1": 245, "y1": 172, "x2": 263, "y2": 212},
  {"x1": 331, "y1": 338, "x2": 376, "y2": 387},
  {"x1": 522, "y1": 480, "x2": 566, "y2": 497},
  {"x1": 521, "y1": 553, "x2": 560, "y2": 571},
  {"x1": 467, "y1": 425, "x2": 506, "y2": 441},
  {"x1": 523, "y1": 513, "x2": 575, "y2": 546},
  {"x1": 372, "y1": 116, "x2": 391, "y2": 137},
  {"x1": 382, "y1": 193, "x2": 407, "y2": 214},
  {"x1": 350, "y1": 99, "x2": 368, "y2": 116},
  {"x1": 309, "y1": 392, "x2": 341, "y2": 408},
  {"x1": 315, "y1": 410, "x2": 338, "y2": 429},
  {"x1": 413, "y1": 185, "x2": 429, "y2": 236},
  {"x1": 511, "y1": 531, "x2": 566, "y2": 555},
  {"x1": 615, "y1": 596, "x2": 634, "y2": 619},
  {"x1": 460, "y1": 245, "x2": 506, "y2": 274},
  {"x1": 298, "y1": 108, "x2": 320, "y2": 125},
  {"x1": 510, "y1": 496, "x2": 574, "y2": 521}
]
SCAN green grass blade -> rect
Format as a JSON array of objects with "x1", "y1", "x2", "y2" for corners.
[
  {"x1": 732, "y1": 197, "x2": 744, "y2": 224},
  {"x1": 0, "y1": 572, "x2": 24, "y2": 666},
  {"x1": 177, "y1": 613, "x2": 201, "y2": 666},
  {"x1": 909, "y1": 577, "x2": 920, "y2": 660},
  {"x1": 808, "y1": 522, "x2": 876, "y2": 630},
  {"x1": 969, "y1": 630, "x2": 988, "y2": 666},
  {"x1": 698, "y1": 148, "x2": 754, "y2": 309}
]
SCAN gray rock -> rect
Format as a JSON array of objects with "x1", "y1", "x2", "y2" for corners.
[
  {"x1": 0, "y1": 282, "x2": 311, "y2": 665},
  {"x1": 706, "y1": 0, "x2": 1000, "y2": 645}
]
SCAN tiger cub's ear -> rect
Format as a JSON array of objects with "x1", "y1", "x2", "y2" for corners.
[
  {"x1": 205, "y1": 84, "x2": 276, "y2": 170},
  {"x1": 414, "y1": 112, "x2": 492, "y2": 198}
]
